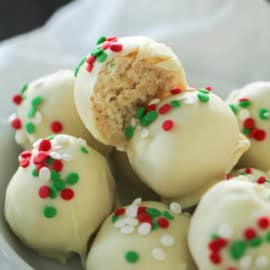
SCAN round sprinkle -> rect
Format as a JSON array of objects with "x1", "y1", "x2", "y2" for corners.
[
  {"x1": 244, "y1": 228, "x2": 257, "y2": 240},
  {"x1": 66, "y1": 172, "x2": 79, "y2": 185},
  {"x1": 39, "y1": 185, "x2": 50, "y2": 199},
  {"x1": 12, "y1": 94, "x2": 23, "y2": 105},
  {"x1": 125, "y1": 126, "x2": 135, "y2": 139},
  {"x1": 254, "y1": 129, "x2": 266, "y2": 141},
  {"x1": 86, "y1": 63, "x2": 94, "y2": 72},
  {"x1": 229, "y1": 241, "x2": 246, "y2": 259},
  {"x1": 245, "y1": 168, "x2": 252, "y2": 174},
  {"x1": 114, "y1": 207, "x2": 125, "y2": 216},
  {"x1": 43, "y1": 205, "x2": 57, "y2": 218},
  {"x1": 50, "y1": 121, "x2": 63, "y2": 133},
  {"x1": 160, "y1": 234, "x2": 175, "y2": 247},
  {"x1": 53, "y1": 180, "x2": 66, "y2": 191},
  {"x1": 239, "y1": 256, "x2": 252, "y2": 269},
  {"x1": 140, "y1": 128, "x2": 149, "y2": 139},
  {"x1": 169, "y1": 202, "x2": 182, "y2": 214},
  {"x1": 249, "y1": 236, "x2": 263, "y2": 247},
  {"x1": 157, "y1": 217, "x2": 170, "y2": 229},
  {"x1": 257, "y1": 176, "x2": 267, "y2": 184},
  {"x1": 51, "y1": 160, "x2": 64, "y2": 172},
  {"x1": 152, "y1": 248, "x2": 166, "y2": 261},
  {"x1": 197, "y1": 93, "x2": 209, "y2": 103},
  {"x1": 170, "y1": 100, "x2": 181, "y2": 108},
  {"x1": 209, "y1": 252, "x2": 222, "y2": 264},
  {"x1": 11, "y1": 118, "x2": 22, "y2": 130},
  {"x1": 126, "y1": 205, "x2": 138, "y2": 218},
  {"x1": 255, "y1": 255, "x2": 269, "y2": 268},
  {"x1": 259, "y1": 108, "x2": 270, "y2": 120},
  {"x1": 205, "y1": 86, "x2": 213, "y2": 91},
  {"x1": 96, "y1": 36, "x2": 106, "y2": 45},
  {"x1": 144, "y1": 110, "x2": 158, "y2": 122},
  {"x1": 137, "y1": 213, "x2": 152, "y2": 224},
  {"x1": 97, "y1": 52, "x2": 108, "y2": 62},
  {"x1": 34, "y1": 152, "x2": 49, "y2": 164},
  {"x1": 61, "y1": 188, "x2": 74, "y2": 200},
  {"x1": 138, "y1": 223, "x2": 151, "y2": 236},
  {"x1": 170, "y1": 88, "x2": 182, "y2": 95},
  {"x1": 80, "y1": 146, "x2": 88, "y2": 154},
  {"x1": 146, "y1": 104, "x2": 157, "y2": 112},
  {"x1": 110, "y1": 43, "x2": 123, "y2": 52},
  {"x1": 217, "y1": 224, "x2": 233, "y2": 239},
  {"x1": 25, "y1": 122, "x2": 35, "y2": 134},
  {"x1": 31, "y1": 96, "x2": 43, "y2": 107},
  {"x1": 162, "y1": 120, "x2": 174, "y2": 131},
  {"x1": 120, "y1": 225, "x2": 135, "y2": 234},
  {"x1": 125, "y1": 251, "x2": 139, "y2": 264},
  {"x1": 39, "y1": 167, "x2": 51, "y2": 182},
  {"x1": 159, "y1": 103, "x2": 171, "y2": 114},
  {"x1": 243, "y1": 118, "x2": 255, "y2": 129},
  {"x1": 257, "y1": 216, "x2": 270, "y2": 229},
  {"x1": 136, "y1": 107, "x2": 146, "y2": 120},
  {"x1": 38, "y1": 140, "x2": 51, "y2": 152}
]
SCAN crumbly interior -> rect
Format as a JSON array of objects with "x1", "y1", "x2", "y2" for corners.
[{"x1": 91, "y1": 51, "x2": 177, "y2": 148}]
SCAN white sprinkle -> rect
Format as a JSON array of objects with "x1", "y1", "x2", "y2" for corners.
[
  {"x1": 132, "y1": 198, "x2": 142, "y2": 205},
  {"x1": 183, "y1": 94, "x2": 197, "y2": 104},
  {"x1": 217, "y1": 224, "x2": 233, "y2": 239},
  {"x1": 114, "y1": 219, "x2": 127, "y2": 228},
  {"x1": 8, "y1": 113, "x2": 16, "y2": 123},
  {"x1": 39, "y1": 167, "x2": 51, "y2": 182},
  {"x1": 120, "y1": 225, "x2": 135, "y2": 234},
  {"x1": 140, "y1": 128, "x2": 149, "y2": 139},
  {"x1": 50, "y1": 152, "x2": 61, "y2": 160},
  {"x1": 160, "y1": 234, "x2": 175, "y2": 247},
  {"x1": 149, "y1": 98, "x2": 160, "y2": 105},
  {"x1": 31, "y1": 112, "x2": 42, "y2": 124},
  {"x1": 125, "y1": 218, "x2": 139, "y2": 227},
  {"x1": 138, "y1": 223, "x2": 151, "y2": 236},
  {"x1": 62, "y1": 153, "x2": 73, "y2": 161},
  {"x1": 152, "y1": 248, "x2": 166, "y2": 261},
  {"x1": 239, "y1": 256, "x2": 252, "y2": 269},
  {"x1": 55, "y1": 135, "x2": 70, "y2": 145},
  {"x1": 33, "y1": 138, "x2": 42, "y2": 148},
  {"x1": 169, "y1": 202, "x2": 182, "y2": 215},
  {"x1": 126, "y1": 205, "x2": 138, "y2": 218},
  {"x1": 15, "y1": 131, "x2": 26, "y2": 144},
  {"x1": 255, "y1": 255, "x2": 269, "y2": 268},
  {"x1": 238, "y1": 109, "x2": 250, "y2": 121},
  {"x1": 130, "y1": 118, "x2": 137, "y2": 127},
  {"x1": 78, "y1": 138, "x2": 87, "y2": 146}
]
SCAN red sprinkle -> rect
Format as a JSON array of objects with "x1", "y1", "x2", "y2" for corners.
[
  {"x1": 244, "y1": 228, "x2": 257, "y2": 240},
  {"x1": 208, "y1": 238, "x2": 227, "y2": 252},
  {"x1": 146, "y1": 104, "x2": 157, "y2": 112},
  {"x1": 238, "y1": 98, "x2": 249, "y2": 102},
  {"x1": 11, "y1": 118, "x2": 22, "y2": 130},
  {"x1": 138, "y1": 206, "x2": 146, "y2": 214},
  {"x1": 257, "y1": 176, "x2": 267, "y2": 184},
  {"x1": 110, "y1": 43, "x2": 123, "y2": 52},
  {"x1": 20, "y1": 150, "x2": 32, "y2": 159},
  {"x1": 249, "y1": 128, "x2": 257, "y2": 138},
  {"x1": 157, "y1": 217, "x2": 169, "y2": 229},
  {"x1": 12, "y1": 94, "x2": 23, "y2": 105},
  {"x1": 226, "y1": 173, "x2": 232, "y2": 180},
  {"x1": 20, "y1": 158, "x2": 30, "y2": 168},
  {"x1": 51, "y1": 160, "x2": 63, "y2": 172},
  {"x1": 50, "y1": 121, "x2": 63, "y2": 134},
  {"x1": 114, "y1": 208, "x2": 125, "y2": 216},
  {"x1": 170, "y1": 88, "x2": 182, "y2": 95},
  {"x1": 137, "y1": 213, "x2": 152, "y2": 225},
  {"x1": 61, "y1": 188, "x2": 74, "y2": 200},
  {"x1": 39, "y1": 186, "x2": 50, "y2": 199},
  {"x1": 254, "y1": 129, "x2": 266, "y2": 141},
  {"x1": 245, "y1": 168, "x2": 252, "y2": 174},
  {"x1": 243, "y1": 118, "x2": 255, "y2": 129},
  {"x1": 38, "y1": 140, "x2": 52, "y2": 152},
  {"x1": 33, "y1": 152, "x2": 49, "y2": 164},
  {"x1": 257, "y1": 216, "x2": 270, "y2": 229},
  {"x1": 159, "y1": 103, "x2": 171, "y2": 114},
  {"x1": 205, "y1": 86, "x2": 213, "y2": 91},
  {"x1": 209, "y1": 252, "x2": 222, "y2": 265},
  {"x1": 162, "y1": 120, "x2": 174, "y2": 131},
  {"x1": 106, "y1": 37, "x2": 118, "y2": 42},
  {"x1": 101, "y1": 41, "x2": 111, "y2": 49},
  {"x1": 87, "y1": 56, "x2": 96, "y2": 64},
  {"x1": 86, "y1": 63, "x2": 94, "y2": 72}
]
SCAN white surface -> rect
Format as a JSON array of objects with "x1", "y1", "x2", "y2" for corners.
[{"x1": 0, "y1": 0, "x2": 270, "y2": 268}]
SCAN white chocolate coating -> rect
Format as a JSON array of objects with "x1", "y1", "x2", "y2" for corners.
[
  {"x1": 5, "y1": 135, "x2": 115, "y2": 263},
  {"x1": 227, "y1": 82, "x2": 270, "y2": 171},
  {"x1": 127, "y1": 90, "x2": 249, "y2": 208},
  {"x1": 74, "y1": 36, "x2": 187, "y2": 149},
  {"x1": 86, "y1": 200, "x2": 196, "y2": 270},
  {"x1": 9, "y1": 70, "x2": 109, "y2": 155},
  {"x1": 189, "y1": 179, "x2": 270, "y2": 270}
]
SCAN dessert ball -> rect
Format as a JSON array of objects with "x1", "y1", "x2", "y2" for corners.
[
  {"x1": 110, "y1": 150, "x2": 160, "y2": 204},
  {"x1": 74, "y1": 36, "x2": 187, "y2": 150},
  {"x1": 9, "y1": 70, "x2": 108, "y2": 154},
  {"x1": 127, "y1": 89, "x2": 249, "y2": 208},
  {"x1": 5, "y1": 135, "x2": 115, "y2": 262},
  {"x1": 86, "y1": 199, "x2": 196, "y2": 270},
  {"x1": 189, "y1": 180, "x2": 270, "y2": 270},
  {"x1": 227, "y1": 82, "x2": 270, "y2": 171}
]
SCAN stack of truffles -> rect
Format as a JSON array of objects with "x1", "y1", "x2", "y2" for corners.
[{"x1": 5, "y1": 36, "x2": 270, "y2": 270}]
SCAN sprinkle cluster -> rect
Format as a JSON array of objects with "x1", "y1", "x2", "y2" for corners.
[
  {"x1": 19, "y1": 135, "x2": 88, "y2": 218},
  {"x1": 229, "y1": 97, "x2": 269, "y2": 142},
  {"x1": 112, "y1": 198, "x2": 182, "y2": 264},
  {"x1": 74, "y1": 36, "x2": 123, "y2": 77},
  {"x1": 124, "y1": 87, "x2": 212, "y2": 140},
  {"x1": 238, "y1": 168, "x2": 270, "y2": 185},
  {"x1": 208, "y1": 216, "x2": 270, "y2": 269}
]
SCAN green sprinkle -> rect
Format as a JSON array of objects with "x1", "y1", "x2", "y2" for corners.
[
  {"x1": 91, "y1": 47, "x2": 104, "y2": 57},
  {"x1": 96, "y1": 36, "x2": 106, "y2": 45},
  {"x1": 249, "y1": 236, "x2": 263, "y2": 247},
  {"x1": 146, "y1": 207, "x2": 161, "y2": 218},
  {"x1": 152, "y1": 220, "x2": 159, "y2": 230},
  {"x1": 32, "y1": 167, "x2": 38, "y2": 177},
  {"x1": 242, "y1": 127, "x2": 251, "y2": 136},
  {"x1": 125, "y1": 126, "x2": 135, "y2": 139},
  {"x1": 97, "y1": 52, "x2": 108, "y2": 63},
  {"x1": 25, "y1": 122, "x2": 35, "y2": 134},
  {"x1": 163, "y1": 210, "x2": 174, "y2": 221},
  {"x1": 140, "y1": 118, "x2": 151, "y2": 127},
  {"x1": 197, "y1": 93, "x2": 210, "y2": 103},
  {"x1": 27, "y1": 107, "x2": 36, "y2": 118},
  {"x1": 259, "y1": 108, "x2": 270, "y2": 120},
  {"x1": 144, "y1": 111, "x2": 158, "y2": 122},
  {"x1": 266, "y1": 231, "x2": 270, "y2": 242},
  {"x1": 136, "y1": 107, "x2": 146, "y2": 120},
  {"x1": 47, "y1": 135, "x2": 55, "y2": 140},
  {"x1": 74, "y1": 56, "x2": 87, "y2": 77},
  {"x1": 46, "y1": 157, "x2": 54, "y2": 166},
  {"x1": 49, "y1": 186, "x2": 57, "y2": 199},
  {"x1": 51, "y1": 170, "x2": 61, "y2": 181},
  {"x1": 229, "y1": 241, "x2": 246, "y2": 260},
  {"x1": 112, "y1": 215, "x2": 118, "y2": 223},
  {"x1": 198, "y1": 88, "x2": 209, "y2": 94},
  {"x1": 53, "y1": 180, "x2": 65, "y2": 191},
  {"x1": 170, "y1": 100, "x2": 181, "y2": 108},
  {"x1": 239, "y1": 100, "x2": 251, "y2": 108},
  {"x1": 43, "y1": 205, "x2": 57, "y2": 218},
  {"x1": 80, "y1": 146, "x2": 89, "y2": 154},
  {"x1": 20, "y1": 84, "x2": 28, "y2": 94},
  {"x1": 229, "y1": 104, "x2": 238, "y2": 114},
  {"x1": 211, "y1": 233, "x2": 219, "y2": 240},
  {"x1": 125, "y1": 251, "x2": 139, "y2": 264},
  {"x1": 66, "y1": 172, "x2": 79, "y2": 185},
  {"x1": 31, "y1": 96, "x2": 43, "y2": 108}
]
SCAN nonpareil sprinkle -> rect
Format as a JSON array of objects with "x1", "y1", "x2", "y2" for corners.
[{"x1": 125, "y1": 126, "x2": 135, "y2": 139}]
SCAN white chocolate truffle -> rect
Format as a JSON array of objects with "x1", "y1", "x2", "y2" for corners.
[
  {"x1": 86, "y1": 200, "x2": 196, "y2": 270},
  {"x1": 189, "y1": 179, "x2": 270, "y2": 270},
  {"x1": 74, "y1": 36, "x2": 187, "y2": 150},
  {"x1": 5, "y1": 135, "x2": 115, "y2": 263},
  {"x1": 127, "y1": 89, "x2": 249, "y2": 208},
  {"x1": 10, "y1": 70, "x2": 109, "y2": 155},
  {"x1": 227, "y1": 82, "x2": 270, "y2": 171},
  {"x1": 110, "y1": 150, "x2": 160, "y2": 204}
]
